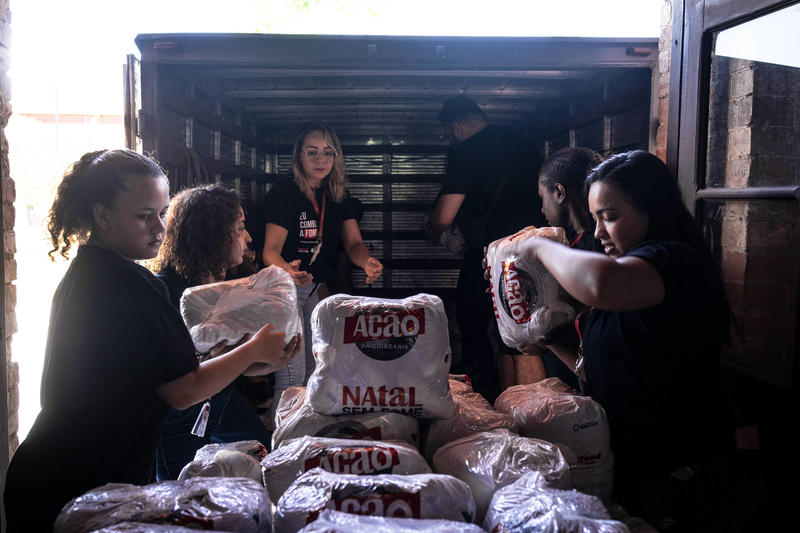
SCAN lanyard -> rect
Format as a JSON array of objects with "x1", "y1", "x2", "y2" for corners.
[
  {"x1": 308, "y1": 192, "x2": 327, "y2": 265},
  {"x1": 569, "y1": 229, "x2": 585, "y2": 248},
  {"x1": 309, "y1": 191, "x2": 327, "y2": 241},
  {"x1": 573, "y1": 306, "x2": 594, "y2": 386}
]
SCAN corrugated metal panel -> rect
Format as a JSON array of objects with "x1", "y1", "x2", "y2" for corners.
[
  {"x1": 390, "y1": 269, "x2": 460, "y2": 288},
  {"x1": 391, "y1": 240, "x2": 459, "y2": 259}
]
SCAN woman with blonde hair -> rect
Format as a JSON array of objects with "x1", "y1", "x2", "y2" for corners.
[{"x1": 262, "y1": 123, "x2": 382, "y2": 416}]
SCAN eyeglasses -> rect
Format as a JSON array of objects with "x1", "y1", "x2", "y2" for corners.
[{"x1": 302, "y1": 149, "x2": 337, "y2": 161}]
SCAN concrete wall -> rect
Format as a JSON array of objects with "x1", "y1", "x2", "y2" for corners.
[
  {"x1": 656, "y1": 0, "x2": 672, "y2": 161},
  {"x1": 1, "y1": 0, "x2": 17, "y2": 460}
]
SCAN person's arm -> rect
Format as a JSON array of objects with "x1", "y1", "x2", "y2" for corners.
[
  {"x1": 157, "y1": 324, "x2": 299, "y2": 409},
  {"x1": 428, "y1": 193, "x2": 465, "y2": 232},
  {"x1": 263, "y1": 222, "x2": 313, "y2": 286},
  {"x1": 341, "y1": 219, "x2": 383, "y2": 283},
  {"x1": 520, "y1": 238, "x2": 665, "y2": 310}
]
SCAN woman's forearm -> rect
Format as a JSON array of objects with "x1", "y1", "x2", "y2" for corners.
[
  {"x1": 345, "y1": 241, "x2": 374, "y2": 269},
  {"x1": 262, "y1": 248, "x2": 289, "y2": 270}
]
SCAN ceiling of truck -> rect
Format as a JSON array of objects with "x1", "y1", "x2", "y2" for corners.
[{"x1": 135, "y1": 34, "x2": 659, "y2": 147}]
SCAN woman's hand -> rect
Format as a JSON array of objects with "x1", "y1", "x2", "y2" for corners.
[
  {"x1": 363, "y1": 257, "x2": 383, "y2": 284},
  {"x1": 243, "y1": 332, "x2": 302, "y2": 376},
  {"x1": 286, "y1": 259, "x2": 314, "y2": 286}
]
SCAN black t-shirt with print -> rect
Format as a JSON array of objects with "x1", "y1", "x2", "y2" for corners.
[
  {"x1": 265, "y1": 177, "x2": 359, "y2": 286},
  {"x1": 4, "y1": 245, "x2": 198, "y2": 531}
]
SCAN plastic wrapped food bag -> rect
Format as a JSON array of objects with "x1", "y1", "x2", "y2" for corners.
[
  {"x1": 179, "y1": 449, "x2": 264, "y2": 485},
  {"x1": 272, "y1": 387, "x2": 420, "y2": 450},
  {"x1": 432, "y1": 429, "x2": 571, "y2": 521},
  {"x1": 306, "y1": 293, "x2": 454, "y2": 419},
  {"x1": 484, "y1": 471, "x2": 629, "y2": 533},
  {"x1": 180, "y1": 265, "x2": 300, "y2": 355},
  {"x1": 275, "y1": 468, "x2": 476, "y2": 532},
  {"x1": 495, "y1": 378, "x2": 613, "y2": 500},
  {"x1": 297, "y1": 509, "x2": 486, "y2": 532},
  {"x1": 448, "y1": 374, "x2": 474, "y2": 395},
  {"x1": 54, "y1": 477, "x2": 270, "y2": 533},
  {"x1": 89, "y1": 523, "x2": 233, "y2": 532},
  {"x1": 263, "y1": 436, "x2": 431, "y2": 502},
  {"x1": 486, "y1": 226, "x2": 576, "y2": 348},
  {"x1": 423, "y1": 391, "x2": 517, "y2": 461}
]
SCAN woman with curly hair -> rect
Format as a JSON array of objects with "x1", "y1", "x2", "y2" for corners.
[
  {"x1": 262, "y1": 123, "x2": 383, "y2": 417},
  {"x1": 151, "y1": 184, "x2": 277, "y2": 479}
]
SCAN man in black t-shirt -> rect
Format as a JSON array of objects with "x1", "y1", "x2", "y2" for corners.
[{"x1": 428, "y1": 96, "x2": 546, "y2": 401}]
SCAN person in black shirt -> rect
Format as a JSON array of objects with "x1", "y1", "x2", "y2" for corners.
[
  {"x1": 428, "y1": 96, "x2": 546, "y2": 402},
  {"x1": 150, "y1": 185, "x2": 274, "y2": 479},
  {"x1": 3, "y1": 150, "x2": 298, "y2": 532},
  {"x1": 509, "y1": 150, "x2": 737, "y2": 531},
  {"x1": 263, "y1": 123, "x2": 383, "y2": 417},
  {"x1": 535, "y1": 147, "x2": 604, "y2": 390}
]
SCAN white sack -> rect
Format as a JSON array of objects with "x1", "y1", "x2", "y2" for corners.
[
  {"x1": 297, "y1": 509, "x2": 486, "y2": 532},
  {"x1": 178, "y1": 449, "x2": 264, "y2": 485},
  {"x1": 54, "y1": 477, "x2": 270, "y2": 533},
  {"x1": 192, "y1": 440, "x2": 268, "y2": 463},
  {"x1": 306, "y1": 293, "x2": 454, "y2": 419},
  {"x1": 263, "y1": 436, "x2": 431, "y2": 503},
  {"x1": 89, "y1": 524, "x2": 233, "y2": 532},
  {"x1": 423, "y1": 391, "x2": 517, "y2": 461},
  {"x1": 180, "y1": 266, "x2": 300, "y2": 355},
  {"x1": 272, "y1": 387, "x2": 420, "y2": 450},
  {"x1": 432, "y1": 429, "x2": 571, "y2": 521},
  {"x1": 486, "y1": 226, "x2": 575, "y2": 348},
  {"x1": 275, "y1": 468, "x2": 476, "y2": 532},
  {"x1": 484, "y1": 471, "x2": 629, "y2": 533},
  {"x1": 494, "y1": 378, "x2": 613, "y2": 500}
]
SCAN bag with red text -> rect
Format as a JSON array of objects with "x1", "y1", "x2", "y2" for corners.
[
  {"x1": 272, "y1": 390, "x2": 420, "y2": 450},
  {"x1": 306, "y1": 294, "x2": 454, "y2": 419},
  {"x1": 423, "y1": 391, "x2": 517, "y2": 461},
  {"x1": 263, "y1": 436, "x2": 431, "y2": 503},
  {"x1": 485, "y1": 226, "x2": 576, "y2": 348},
  {"x1": 54, "y1": 477, "x2": 270, "y2": 533},
  {"x1": 275, "y1": 468, "x2": 476, "y2": 532},
  {"x1": 297, "y1": 509, "x2": 487, "y2": 533},
  {"x1": 432, "y1": 429, "x2": 571, "y2": 522},
  {"x1": 494, "y1": 378, "x2": 614, "y2": 500},
  {"x1": 180, "y1": 265, "x2": 301, "y2": 357},
  {"x1": 483, "y1": 471, "x2": 629, "y2": 533}
]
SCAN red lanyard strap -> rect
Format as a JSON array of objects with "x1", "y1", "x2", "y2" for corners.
[
  {"x1": 573, "y1": 307, "x2": 593, "y2": 383},
  {"x1": 309, "y1": 193, "x2": 327, "y2": 241}
]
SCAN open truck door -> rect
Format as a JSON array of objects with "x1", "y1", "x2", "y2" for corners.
[{"x1": 123, "y1": 53, "x2": 142, "y2": 152}]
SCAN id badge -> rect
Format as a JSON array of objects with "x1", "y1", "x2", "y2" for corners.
[{"x1": 190, "y1": 400, "x2": 212, "y2": 437}]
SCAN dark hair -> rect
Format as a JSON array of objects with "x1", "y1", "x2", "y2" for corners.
[
  {"x1": 47, "y1": 149, "x2": 167, "y2": 260},
  {"x1": 586, "y1": 150, "x2": 704, "y2": 248},
  {"x1": 291, "y1": 122, "x2": 347, "y2": 202},
  {"x1": 437, "y1": 96, "x2": 486, "y2": 123},
  {"x1": 540, "y1": 147, "x2": 604, "y2": 192},
  {"x1": 152, "y1": 185, "x2": 242, "y2": 284}
]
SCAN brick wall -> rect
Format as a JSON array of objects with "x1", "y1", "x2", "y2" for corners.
[
  {"x1": 707, "y1": 56, "x2": 799, "y2": 384},
  {"x1": 655, "y1": 0, "x2": 672, "y2": 161},
  {"x1": 1, "y1": 0, "x2": 17, "y2": 457}
]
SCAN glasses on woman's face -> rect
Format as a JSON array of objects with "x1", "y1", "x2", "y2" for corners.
[{"x1": 302, "y1": 149, "x2": 337, "y2": 162}]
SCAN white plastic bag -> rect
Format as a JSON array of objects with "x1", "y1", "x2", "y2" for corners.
[
  {"x1": 54, "y1": 477, "x2": 270, "y2": 533},
  {"x1": 306, "y1": 293, "x2": 454, "y2": 419},
  {"x1": 297, "y1": 509, "x2": 486, "y2": 532},
  {"x1": 179, "y1": 450, "x2": 264, "y2": 485},
  {"x1": 484, "y1": 471, "x2": 629, "y2": 533},
  {"x1": 180, "y1": 266, "x2": 300, "y2": 355},
  {"x1": 486, "y1": 226, "x2": 576, "y2": 348},
  {"x1": 272, "y1": 387, "x2": 420, "y2": 450},
  {"x1": 423, "y1": 391, "x2": 517, "y2": 461},
  {"x1": 275, "y1": 468, "x2": 476, "y2": 532},
  {"x1": 432, "y1": 429, "x2": 571, "y2": 521},
  {"x1": 494, "y1": 378, "x2": 614, "y2": 500},
  {"x1": 263, "y1": 436, "x2": 431, "y2": 502},
  {"x1": 89, "y1": 523, "x2": 234, "y2": 532}
]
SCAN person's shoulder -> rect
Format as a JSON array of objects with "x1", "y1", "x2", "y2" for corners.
[{"x1": 267, "y1": 176, "x2": 300, "y2": 197}]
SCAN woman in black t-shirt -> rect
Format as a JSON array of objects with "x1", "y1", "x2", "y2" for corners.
[
  {"x1": 262, "y1": 123, "x2": 383, "y2": 415},
  {"x1": 501, "y1": 150, "x2": 735, "y2": 530},
  {"x1": 4, "y1": 150, "x2": 298, "y2": 532}
]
